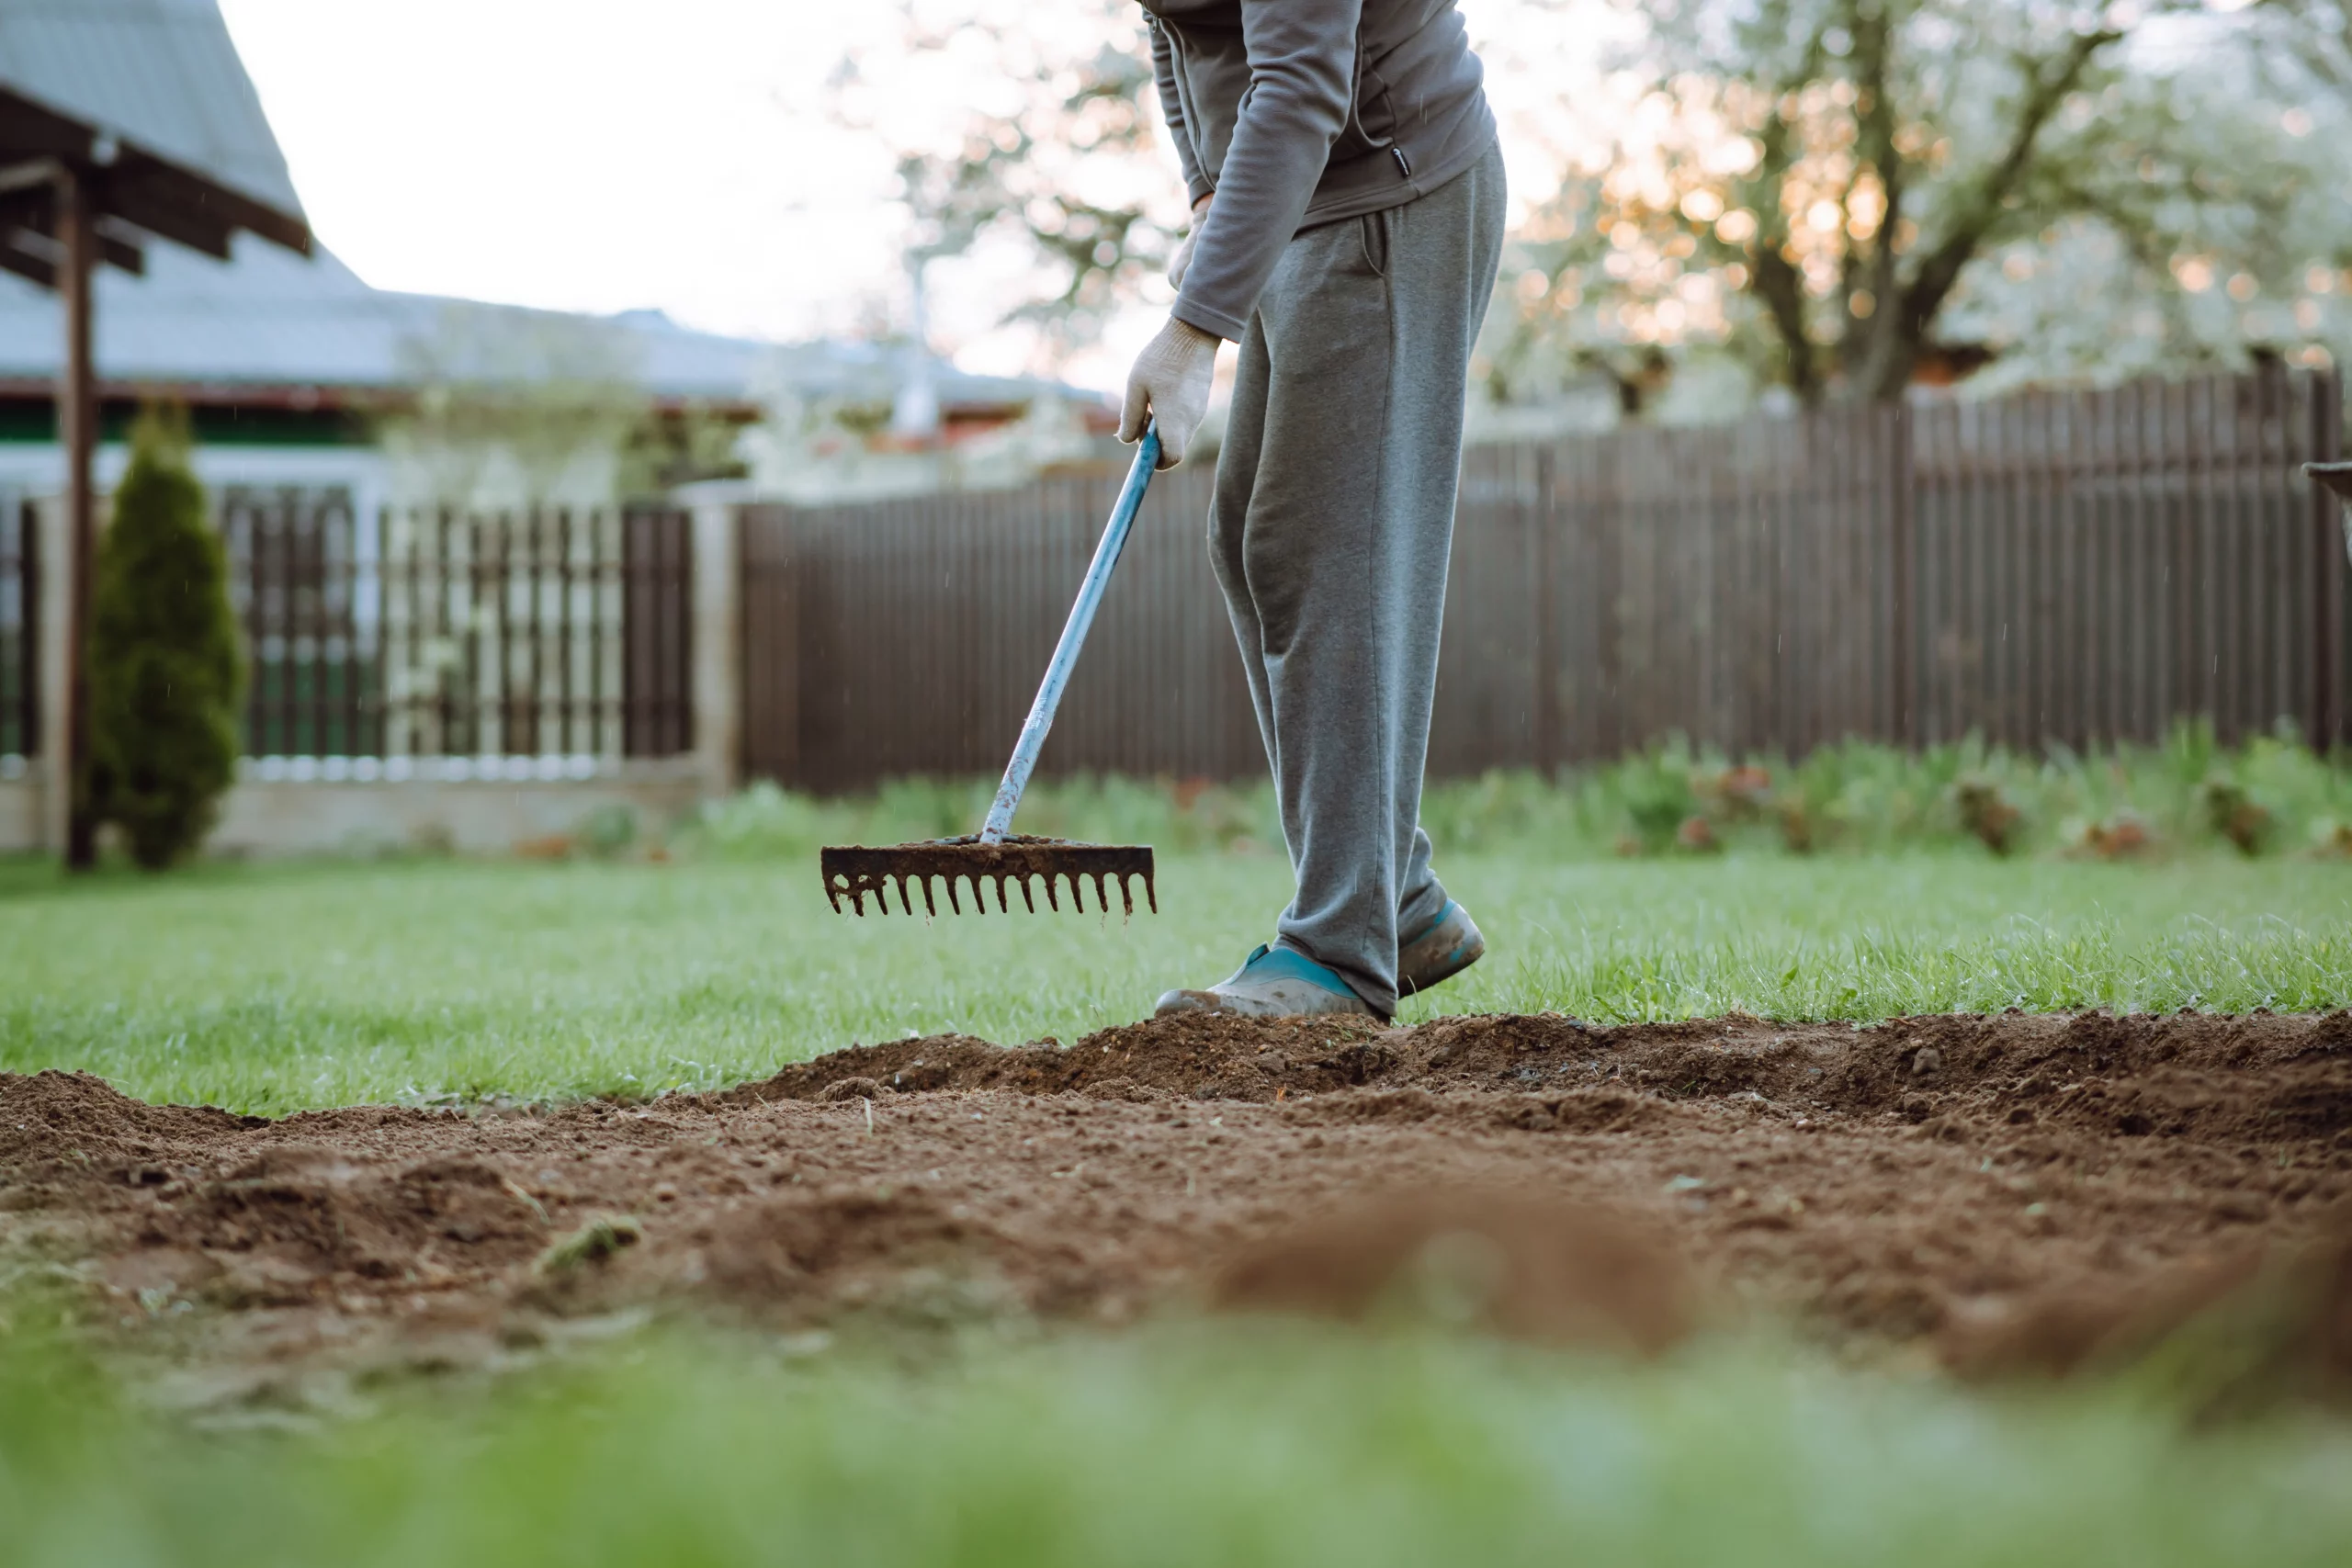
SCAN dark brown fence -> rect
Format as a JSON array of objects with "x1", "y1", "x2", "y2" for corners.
[
  {"x1": 0, "y1": 498, "x2": 33, "y2": 763},
  {"x1": 741, "y1": 467, "x2": 1250, "y2": 793},
  {"x1": 740, "y1": 368, "x2": 2344, "y2": 791},
  {"x1": 621, "y1": 509, "x2": 695, "y2": 759},
  {"x1": 220, "y1": 489, "x2": 695, "y2": 767}
]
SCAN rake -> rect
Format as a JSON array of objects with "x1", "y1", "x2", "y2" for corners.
[{"x1": 821, "y1": 424, "x2": 1162, "y2": 919}]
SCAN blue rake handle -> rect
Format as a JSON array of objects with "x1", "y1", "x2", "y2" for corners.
[{"x1": 978, "y1": 423, "x2": 1161, "y2": 842}]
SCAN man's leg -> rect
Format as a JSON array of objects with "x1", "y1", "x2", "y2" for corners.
[{"x1": 1210, "y1": 141, "x2": 1507, "y2": 1016}]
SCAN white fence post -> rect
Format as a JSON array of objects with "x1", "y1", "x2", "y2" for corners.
[{"x1": 690, "y1": 498, "x2": 740, "y2": 798}]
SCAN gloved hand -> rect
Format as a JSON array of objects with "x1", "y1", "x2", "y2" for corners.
[
  {"x1": 1120, "y1": 315, "x2": 1220, "y2": 470},
  {"x1": 1168, "y1": 193, "x2": 1212, "y2": 289}
]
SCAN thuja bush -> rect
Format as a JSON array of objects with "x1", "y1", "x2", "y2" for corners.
[{"x1": 88, "y1": 407, "x2": 243, "y2": 867}]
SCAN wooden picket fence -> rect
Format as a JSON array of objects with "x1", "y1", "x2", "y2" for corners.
[{"x1": 738, "y1": 368, "x2": 2345, "y2": 792}]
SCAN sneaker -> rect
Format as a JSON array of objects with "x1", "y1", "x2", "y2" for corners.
[
  {"x1": 1155, "y1": 942, "x2": 1378, "y2": 1020},
  {"x1": 1398, "y1": 900, "x2": 1485, "y2": 997}
]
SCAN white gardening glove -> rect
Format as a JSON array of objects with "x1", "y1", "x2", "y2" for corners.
[
  {"x1": 1120, "y1": 315, "x2": 1219, "y2": 470},
  {"x1": 1168, "y1": 193, "x2": 1212, "y2": 289}
]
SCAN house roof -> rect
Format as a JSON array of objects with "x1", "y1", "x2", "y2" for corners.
[
  {"x1": 0, "y1": 0, "x2": 301, "y2": 216},
  {"x1": 0, "y1": 235, "x2": 1061, "y2": 410}
]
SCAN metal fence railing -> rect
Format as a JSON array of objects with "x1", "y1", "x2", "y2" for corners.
[
  {"x1": 221, "y1": 489, "x2": 695, "y2": 776},
  {"x1": 0, "y1": 490, "x2": 696, "y2": 780},
  {"x1": 740, "y1": 368, "x2": 2345, "y2": 791}
]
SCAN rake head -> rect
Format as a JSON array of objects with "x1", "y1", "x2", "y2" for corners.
[{"x1": 821, "y1": 835, "x2": 1157, "y2": 918}]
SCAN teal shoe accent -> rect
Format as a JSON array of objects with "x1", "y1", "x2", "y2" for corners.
[{"x1": 1237, "y1": 942, "x2": 1359, "y2": 995}]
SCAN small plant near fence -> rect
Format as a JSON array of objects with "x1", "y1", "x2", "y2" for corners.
[
  {"x1": 89, "y1": 407, "x2": 244, "y2": 868},
  {"x1": 684, "y1": 720, "x2": 2352, "y2": 866}
]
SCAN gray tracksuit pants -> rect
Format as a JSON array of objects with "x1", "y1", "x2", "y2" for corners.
[{"x1": 1208, "y1": 137, "x2": 1506, "y2": 1017}]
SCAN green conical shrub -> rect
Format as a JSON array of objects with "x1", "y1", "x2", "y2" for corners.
[{"x1": 88, "y1": 406, "x2": 243, "y2": 868}]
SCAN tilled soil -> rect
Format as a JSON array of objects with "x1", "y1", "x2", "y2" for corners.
[{"x1": 5, "y1": 1010, "x2": 2351, "y2": 1406}]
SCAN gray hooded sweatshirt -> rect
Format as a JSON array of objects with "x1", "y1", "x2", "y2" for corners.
[{"x1": 1140, "y1": 0, "x2": 1496, "y2": 342}]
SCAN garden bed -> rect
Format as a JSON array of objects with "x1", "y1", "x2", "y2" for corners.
[{"x1": 6, "y1": 1008, "x2": 2347, "y2": 1407}]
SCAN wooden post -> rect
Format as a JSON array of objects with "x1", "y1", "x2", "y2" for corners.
[
  {"x1": 1888, "y1": 401, "x2": 1917, "y2": 748},
  {"x1": 57, "y1": 164, "x2": 97, "y2": 871},
  {"x1": 1531, "y1": 445, "x2": 1559, "y2": 778},
  {"x1": 2312, "y1": 370, "x2": 2346, "y2": 751}
]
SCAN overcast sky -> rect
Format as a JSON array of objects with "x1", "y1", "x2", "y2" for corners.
[{"x1": 217, "y1": 1, "x2": 1615, "y2": 390}]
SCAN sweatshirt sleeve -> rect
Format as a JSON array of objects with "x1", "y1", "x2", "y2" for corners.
[
  {"x1": 1148, "y1": 17, "x2": 1216, "y2": 208},
  {"x1": 1170, "y1": 0, "x2": 1363, "y2": 343}
]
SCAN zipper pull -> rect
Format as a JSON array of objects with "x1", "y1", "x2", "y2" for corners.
[{"x1": 1392, "y1": 147, "x2": 1412, "y2": 179}]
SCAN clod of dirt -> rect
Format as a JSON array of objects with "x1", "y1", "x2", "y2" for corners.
[
  {"x1": 535, "y1": 1214, "x2": 642, "y2": 1276},
  {"x1": 1946, "y1": 1207, "x2": 2352, "y2": 1419},
  {"x1": 688, "y1": 1188, "x2": 1028, "y2": 1327},
  {"x1": 819, "y1": 1078, "x2": 884, "y2": 1103},
  {"x1": 1213, "y1": 1188, "x2": 1694, "y2": 1355}
]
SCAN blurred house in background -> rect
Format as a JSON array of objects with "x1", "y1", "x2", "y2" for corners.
[
  {"x1": 0, "y1": 0, "x2": 1110, "y2": 859},
  {"x1": 0, "y1": 0, "x2": 1098, "y2": 522}
]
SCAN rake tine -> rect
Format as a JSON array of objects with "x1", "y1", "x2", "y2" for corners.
[
  {"x1": 920, "y1": 874, "x2": 937, "y2": 918},
  {"x1": 1145, "y1": 872, "x2": 1159, "y2": 915},
  {"x1": 945, "y1": 876, "x2": 962, "y2": 915},
  {"x1": 1018, "y1": 873, "x2": 1035, "y2": 913},
  {"x1": 1119, "y1": 873, "x2": 1134, "y2": 919}
]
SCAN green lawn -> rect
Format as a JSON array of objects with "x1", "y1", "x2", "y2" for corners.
[
  {"x1": 9, "y1": 844, "x2": 2352, "y2": 1562},
  {"x1": 2, "y1": 849, "x2": 2349, "y2": 1112},
  {"x1": 7, "y1": 1324, "x2": 2352, "y2": 1567}
]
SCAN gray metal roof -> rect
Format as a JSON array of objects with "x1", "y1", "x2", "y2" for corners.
[
  {"x1": 0, "y1": 236, "x2": 1062, "y2": 407},
  {"x1": 0, "y1": 0, "x2": 301, "y2": 214}
]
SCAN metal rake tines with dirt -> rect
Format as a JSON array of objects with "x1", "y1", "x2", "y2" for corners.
[
  {"x1": 820, "y1": 837, "x2": 1156, "y2": 918},
  {"x1": 821, "y1": 425, "x2": 1162, "y2": 919}
]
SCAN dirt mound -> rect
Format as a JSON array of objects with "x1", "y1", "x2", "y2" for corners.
[
  {"x1": 6, "y1": 1010, "x2": 2351, "y2": 1404},
  {"x1": 1214, "y1": 1188, "x2": 1693, "y2": 1354},
  {"x1": 0, "y1": 1070, "x2": 259, "y2": 1176},
  {"x1": 724, "y1": 1009, "x2": 2352, "y2": 1140}
]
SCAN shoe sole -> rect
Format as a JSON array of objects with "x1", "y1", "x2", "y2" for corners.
[
  {"x1": 1154, "y1": 987, "x2": 1375, "y2": 1020},
  {"x1": 1399, "y1": 920, "x2": 1486, "y2": 997}
]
